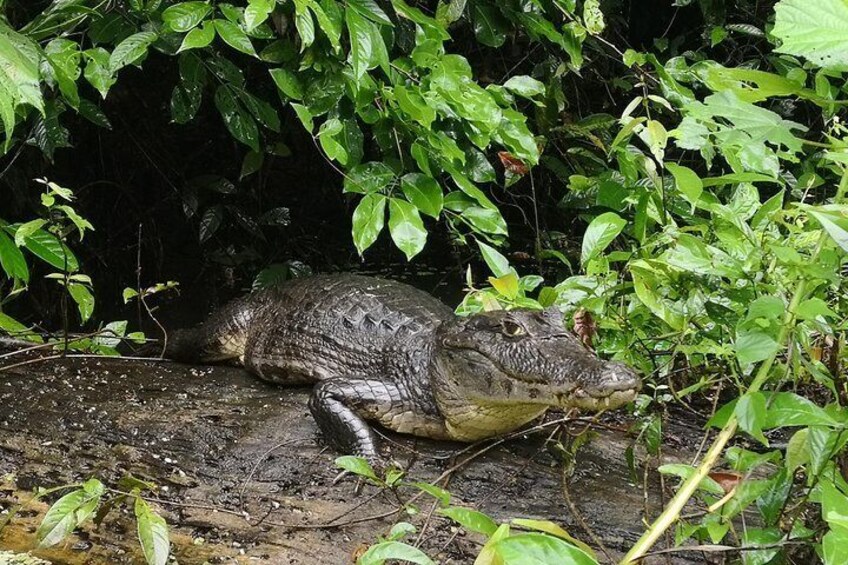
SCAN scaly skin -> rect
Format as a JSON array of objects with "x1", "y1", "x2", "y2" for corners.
[{"x1": 167, "y1": 274, "x2": 641, "y2": 462}]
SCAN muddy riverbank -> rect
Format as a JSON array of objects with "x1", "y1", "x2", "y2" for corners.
[{"x1": 0, "y1": 352, "x2": 713, "y2": 564}]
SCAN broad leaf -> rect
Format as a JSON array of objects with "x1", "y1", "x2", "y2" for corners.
[
  {"x1": 492, "y1": 533, "x2": 599, "y2": 565},
  {"x1": 357, "y1": 541, "x2": 434, "y2": 565},
  {"x1": 581, "y1": 212, "x2": 626, "y2": 264},
  {"x1": 773, "y1": 0, "x2": 848, "y2": 68},
  {"x1": 401, "y1": 174, "x2": 443, "y2": 218},
  {"x1": 109, "y1": 31, "x2": 157, "y2": 72},
  {"x1": 162, "y1": 2, "x2": 212, "y2": 32},
  {"x1": 438, "y1": 507, "x2": 498, "y2": 536},
  {"x1": 0, "y1": 229, "x2": 28, "y2": 281},
  {"x1": 135, "y1": 497, "x2": 170, "y2": 565},
  {"x1": 214, "y1": 19, "x2": 257, "y2": 56},
  {"x1": 351, "y1": 194, "x2": 386, "y2": 255},
  {"x1": 388, "y1": 198, "x2": 427, "y2": 260}
]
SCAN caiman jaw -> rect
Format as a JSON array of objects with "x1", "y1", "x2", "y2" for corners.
[{"x1": 561, "y1": 388, "x2": 639, "y2": 411}]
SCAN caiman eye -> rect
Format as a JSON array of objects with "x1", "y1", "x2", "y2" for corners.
[{"x1": 501, "y1": 320, "x2": 526, "y2": 337}]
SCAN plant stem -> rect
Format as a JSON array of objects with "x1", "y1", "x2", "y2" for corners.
[{"x1": 621, "y1": 165, "x2": 848, "y2": 564}]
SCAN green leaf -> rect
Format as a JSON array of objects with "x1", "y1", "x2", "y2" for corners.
[
  {"x1": 438, "y1": 507, "x2": 498, "y2": 536},
  {"x1": 822, "y1": 479, "x2": 848, "y2": 531},
  {"x1": 213, "y1": 19, "x2": 257, "y2": 56},
  {"x1": 502, "y1": 75, "x2": 546, "y2": 99},
  {"x1": 291, "y1": 103, "x2": 313, "y2": 131},
  {"x1": 67, "y1": 283, "x2": 94, "y2": 323},
  {"x1": 198, "y1": 205, "x2": 222, "y2": 243},
  {"x1": 735, "y1": 329, "x2": 779, "y2": 366},
  {"x1": 245, "y1": 0, "x2": 275, "y2": 31},
  {"x1": 582, "y1": 0, "x2": 605, "y2": 35},
  {"x1": 19, "y1": 228, "x2": 79, "y2": 272},
  {"x1": 344, "y1": 162, "x2": 395, "y2": 194},
  {"x1": 823, "y1": 527, "x2": 848, "y2": 565},
  {"x1": 764, "y1": 393, "x2": 838, "y2": 428},
  {"x1": 109, "y1": 31, "x2": 157, "y2": 72},
  {"x1": 657, "y1": 464, "x2": 725, "y2": 495},
  {"x1": 511, "y1": 519, "x2": 597, "y2": 560},
  {"x1": 356, "y1": 541, "x2": 434, "y2": 565},
  {"x1": 334, "y1": 455, "x2": 379, "y2": 481},
  {"x1": 773, "y1": 0, "x2": 848, "y2": 68},
  {"x1": 796, "y1": 297, "x2": 838, "y2": 320},
  {"x1": 78, "y1": 99, "x2": 112, "y2": 129},
  {"x1": 162, "y1": 2, "x2": 212, "y2": 32},
  {"x1": 347, "y1": 0, "x2": 393, "y2": 26},
  {"x1": 462, "y1": 206, "x2": 508, "y2": 236},
  {"x1": 351, "y1": 194, "x2": 386, "y2": 255},
  {"x1": 665, "y1": 163, "x2": 703, "y2": 208},
  {"x1": 785, "y1": 428, "x2": 809, "y2": 472},
  {"x1": 177, "y1": 22, "x2": 216, "y2": 52},
  {"x1": 0, "y1": 20, "x2": 44, "y2": 148},
  {"x1": 401, "y1": 174, "x2": 443, "y2": 218},
  {"x1": 83, "y1": 48, "x2": 116, "y2": 98},
  {"x1": 391, "y1": 0, "x2": 450, "y2": 40},
  {"x1": 294, "y1": 0, "x2": 315, "y2": 48},
  {"x1": 477, "y1": 240, "x2": 511, "y2": 278},
  {"x1": 412, "y1": 482, "x2": 451, "y2": 506},
  {"x1": 808, "y1": 206, "x2": 848, "y2": 253},
  {"x1": 489, "y1": 273, "x2": 519, "y2": 300},
  {"x1": 13, "y1": 219, "x2": 46, "y2": 248},
  {"x1": 214, "y1": 86, "x2": 260, "y2": 152},
  {"x1": 269, "y1": 68, "x2": 304, "y2": 100},
  {"x1": 470, "y1": 3, "x2": 507, "y2": 48},
  {"x1": 629, "y1": 262, "x2": 684, "y2": 331},
  {"x1": 388, "y1": 198, "x2": 427, "y2": 260},
  {"x1": 346, "y1": 9, "x2": 373, "y2": 80},
  {"x1": 735, "y1": 392, "x2": 768, "y2": 445},
  {"x1": 0, "y1": 229, "x2": 28, "y2": 281},
  {"x1": 38, "y1": 480, "x2": 104, "y2": 548},
  {"x1": 311, "y1": 0, "x2": 343, "y2": 52},
  {"x1": 581, "y1": 212, "x2": 626, "y2": 265},
  {"x1": 492, "y1": 533, "x2": 599, "y2": 565},
  {"x1": 135, "y1": 497, "x2": 170, "y2": 565}
]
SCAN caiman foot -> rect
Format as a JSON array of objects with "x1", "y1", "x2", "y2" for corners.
[{"x1": 308, "y1": 377, "x2": 408, "y2": 467}]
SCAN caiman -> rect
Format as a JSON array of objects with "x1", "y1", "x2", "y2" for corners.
[{"x1": 166, "y1": 274, "x2": 640, "y2": 462}]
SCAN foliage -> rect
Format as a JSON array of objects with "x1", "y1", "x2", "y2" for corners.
[
  {"x1": 3, "y1": 0, "x2": 848, "y2": 562},
  {"x1": 1, "y1": 475, "x2": 170, "y2": 565},
  {"x1": 0, "y1": 178, "x2": 146, "y2": 351},
  {"x1": 337, "y1": 457, "x2": 599, "y2": 564}
]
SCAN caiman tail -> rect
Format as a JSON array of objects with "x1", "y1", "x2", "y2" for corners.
[{"x1": 165, "y1": 293, "x2": 260, "y2": 364}]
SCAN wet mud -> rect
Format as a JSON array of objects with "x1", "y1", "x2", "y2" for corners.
[{"x1": 0, "y1": 352, "x2": 711, "y2": 564}]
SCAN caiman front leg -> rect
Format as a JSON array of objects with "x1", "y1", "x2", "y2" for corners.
[{"x1": 308, "y1": 377, "x2": 445, "y2": 463}]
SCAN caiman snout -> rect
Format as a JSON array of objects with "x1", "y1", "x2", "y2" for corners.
[{"x1": 569, "y1": 362, "x2": 641, "y2": 411}]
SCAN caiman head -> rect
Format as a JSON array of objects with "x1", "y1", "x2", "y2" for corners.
[{"x1": 431, "y1": 307, "x2": 641, "y2": 441}]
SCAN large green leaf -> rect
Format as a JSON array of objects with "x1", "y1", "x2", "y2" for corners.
[
  {"x1": 214, "y1": 19, "x2": 257, "y2": 56},
  {"x1": 109, "y1": 31, "x2": 157, "y2": 72},
  {"x1": 581, "y1": 212, "x2": 625, "y2": 264},
  {"x1": 0, "y1": 19, "x2": 44, "y2": 149},
  {"x1": 0, "y1": 228, "x2": 28, "y2": 282},
  {"x1": 135, "y1": 497, "x2": 170, "y2": 565},
  {"x1": 346, "y1": 9, "x2": 373, "y2": 80},
  {"x1": 352, "y1": 193, "x2": 386, "y2": 254},
  {"x1": 400, "y1": 174, "x2": 442, "y2": 218},
  {"x1": 15, "y1": 227, "x2": 80, "y2": 272},
  {"x1": 67, "y1": 282, "x2": 94, "y2": 323},
  {"x1": 493, "y1": 533, "x2": 599, "y2": 564},
  {"x1": 773, "y1": 0, "x2": 848, "y2": 68},
  {"x1": 357, "y1": 541, "x2": 434, "y2": 565},
  {"x1": 162, "y1": 2, "x2": 212, "y2": 32},
  {"x1": 388, "y1": 198, "x2": 427, "y2": 260},
  {"x1": 214, "y1": 86, "x2": 260, "y2": 152},
  {"x1": 438, "y1": 507, "x2": 498, "y2": 536}
]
